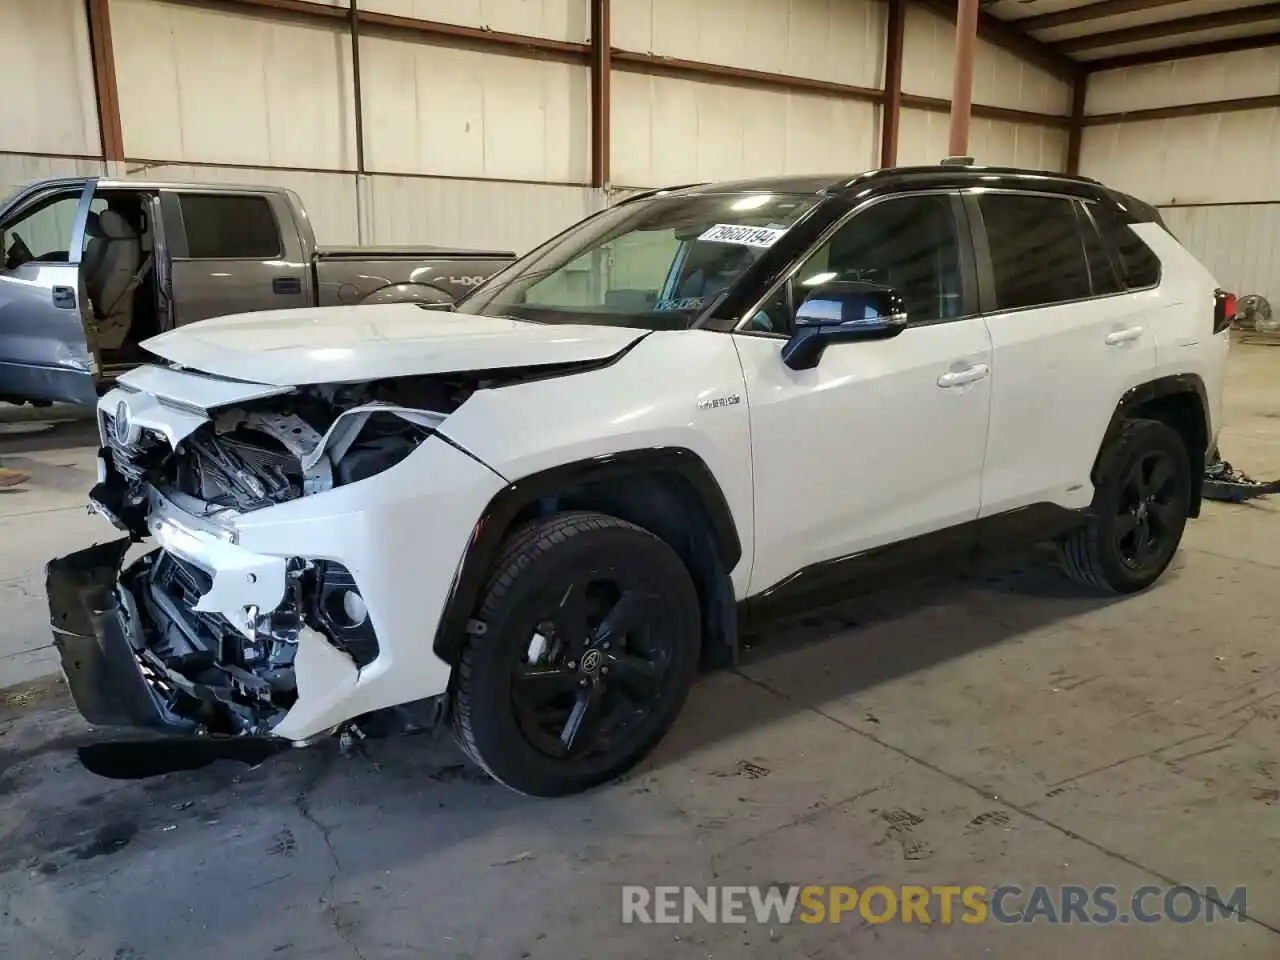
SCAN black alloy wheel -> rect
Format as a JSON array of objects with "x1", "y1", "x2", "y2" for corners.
[
  {"x1": 512, "y1": 582, "x2": 672, "y2": 761},
  {"x1": 1059, "y1": 417, "x2": 1191, "y2": 594},
  {"x1": 1114, "y1": 448, "x2": 1183, "y2": 572},
  {"x1": 452, "y1": 511, "x2": 701, "y2": 796}
]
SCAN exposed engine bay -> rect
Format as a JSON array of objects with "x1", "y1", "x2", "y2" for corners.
[
  {"x1": 85, "y1": 371, "x2": 498, "y2": 739},
  {"x1": 102, "y1": 375, "x2": 472, "y2": 515}
]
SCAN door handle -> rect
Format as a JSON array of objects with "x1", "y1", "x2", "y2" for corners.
[
  {"x1": 937, "y1": 363, "x2": 990, "y2": 388},
  {"x1": 52, "y1": 286, "x2": 76, "y2": 309},
  {"x1": 1105, "y1": 326, "x2": 1144, "y2": 345},
  {"x1": 273, "y1": 276, "x2": 303, "y2": 295}
]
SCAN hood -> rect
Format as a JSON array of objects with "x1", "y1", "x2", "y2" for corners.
[{"x1": 141, "y1": 303, "x2": 647, "y2": 386}]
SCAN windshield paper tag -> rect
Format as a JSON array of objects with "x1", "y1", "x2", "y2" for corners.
[{"x1": 698, "y1": 224, "x2": 788, "y2": 248}]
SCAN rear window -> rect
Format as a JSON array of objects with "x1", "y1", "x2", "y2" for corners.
[
  {"x1": 1089, "y1": 200, "x2": 1161, "y2": 290},
  {"x1": 178, "y1": 193, "x2": 282, "y2": 260}
]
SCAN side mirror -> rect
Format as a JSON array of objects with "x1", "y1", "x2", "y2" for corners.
[{"x1": 781, "y1": 280, "x2": 908, "y2": 370}]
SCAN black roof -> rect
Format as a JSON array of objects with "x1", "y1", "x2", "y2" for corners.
[{"x1": 628, "y1": 163, "x2": 1109, "y2": 203}]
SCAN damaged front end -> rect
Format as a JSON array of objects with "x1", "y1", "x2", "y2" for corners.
[
  {"x1": 49, "y1": 535, "x2": 372, "y2": 739},
  {"x1": 49, "y1": 538, "x2": 192, "y2": 733},
  {"x1": 50, "y1": 367, "x2": 484, "y2": 743}
]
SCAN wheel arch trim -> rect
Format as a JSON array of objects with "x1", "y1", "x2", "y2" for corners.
[
  {"x1": 432, "y1": 447, "x2": 742, "y2": 663},
  {"x1": 1094, "y1": 372, "x2": 1211, "y2": 514}
]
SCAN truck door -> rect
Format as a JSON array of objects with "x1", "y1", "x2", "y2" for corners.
[
  {"x1": 0, "y1": 179, "x2": 99, "y2": 405},
  {"x1": 160, "y1": 190, "x2": 311, "y2": 326}
]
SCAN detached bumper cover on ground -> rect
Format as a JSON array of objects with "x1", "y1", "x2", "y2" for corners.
[
  {"x1": 47, "y1": 537, "x2": 195, "y2": 734},
  {"x1": 1203, "y1": 454, "x2": 1280, "y2": 503}
]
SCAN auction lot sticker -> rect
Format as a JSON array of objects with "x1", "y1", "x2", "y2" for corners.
[{"x1": 698, "y1": 224, "x2": 788, "y2": 247}]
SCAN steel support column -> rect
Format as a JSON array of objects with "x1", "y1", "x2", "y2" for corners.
[
  {"x1": 591, "y1": 0, "x2": 611, "y2": 188},
  {"x1": 880, "y1": 0, "x2": 905, "y2": 168},
  {"x1": 349, "y1": 0, "x2": 366, "y2": 174},
  {"x1": 947, "y1": 0, "x2": 981, "y2": 157},
  {"x1": 85, "y1": 0, "x2": 124, "y2": 162},
  {"x1": 1066, "y1": 72, "x2": 1087, "y2": 175}
]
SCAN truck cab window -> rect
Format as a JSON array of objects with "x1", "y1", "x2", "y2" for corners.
[
  {"x1": 1, "y1": 193, "x2": 83, "y2": 268},
  {"x1": 178, "y1": 194, "x2": 281, "y2": 259}
]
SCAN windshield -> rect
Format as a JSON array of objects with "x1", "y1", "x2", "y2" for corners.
[{"x1": 454, "y1": 192, "x2": 820, "y2": 329}]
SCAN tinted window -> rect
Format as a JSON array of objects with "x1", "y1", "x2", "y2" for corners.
[
  {"x1": 1076, "y1": 203, "x2": 1123, "y2": 296},
  {"x1": 978, "y1": 194, "x2": 1092, "y2": 310},
  {"x1": 178, "y1": 194, "x2": 281, "y2": 259},
  {"x1": 758, "y1": 194, "x2": 963, "y2": 335},
  {"x1": 1089, "y1": 201, "x2": 1161, "y2": 290}
]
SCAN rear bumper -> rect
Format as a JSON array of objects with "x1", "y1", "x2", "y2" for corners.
[{"x1": 47, "y1": 538, "x2": 195, "y2": 734}]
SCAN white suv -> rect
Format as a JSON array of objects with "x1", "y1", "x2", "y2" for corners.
[{"x1": 49, "y1": 164, "x2": 1231, "y2": 796}]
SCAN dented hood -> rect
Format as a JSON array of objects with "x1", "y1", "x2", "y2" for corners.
[{"x1": 141, "y1": 303, "x2": 647, "y2": 386}]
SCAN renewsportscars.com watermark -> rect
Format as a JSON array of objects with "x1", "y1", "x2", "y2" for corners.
[{"x1": 621, "y1": 884, "x2": 1248, "y2": 926}]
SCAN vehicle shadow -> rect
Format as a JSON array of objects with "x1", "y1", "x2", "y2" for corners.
[
  {"x1": 0, "y1": 548, "x2": 1140, "y2": 958},
  {"x1": 651, "y1": 545, "x2": 1130, "y2": 767},
  {"x1": 0, "y1": 417, "x2": 98, "y2": 456}
]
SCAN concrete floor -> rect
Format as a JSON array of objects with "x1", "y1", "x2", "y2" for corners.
[{"x1": 2, "y1": 343, "x2": 1279, "y2": 959}]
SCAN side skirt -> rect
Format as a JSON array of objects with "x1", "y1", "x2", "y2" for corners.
[{"x1": 738, "y1": 503, "x2": 1088, "y2": 633}]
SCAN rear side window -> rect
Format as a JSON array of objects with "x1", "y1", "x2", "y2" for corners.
[
  {"x1": 178, "y1": 194, "x2": 281, "y2": 259},
  {"x1": 1088, "y1": 201, "x2": 1161, "y2": 290},
  {"x1": 977, "y1": 194, "x2": 1092, "y2": 310}
]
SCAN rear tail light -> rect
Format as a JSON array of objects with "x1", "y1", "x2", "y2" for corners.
[{"x1": 1213, "y1": 289, "x2": 1235, "y2": 334}]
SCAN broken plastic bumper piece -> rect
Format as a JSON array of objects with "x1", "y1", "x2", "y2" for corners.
[{"x1": 47, "y1": 538, "x2": 198, "y2": 735}]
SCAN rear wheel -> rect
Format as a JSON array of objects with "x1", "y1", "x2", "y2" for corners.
[
  {"x1": 1059, "y1": 418, "x2": 1191, "y2": 593},
  {"x1": 451, "y1": 511, "x2": 701, "y2": 796}
]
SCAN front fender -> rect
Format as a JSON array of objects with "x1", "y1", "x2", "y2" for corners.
[{"x1": 438, "y1": 329, "x2": 755, "y2": 590}]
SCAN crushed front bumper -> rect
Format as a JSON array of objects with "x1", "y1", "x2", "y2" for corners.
[
  {"x1": 56, "y1": 418, "x2": 508, "y2": 742},
  {"x1": 47, "y1": 538, "x2": 198, "y2": 734}
]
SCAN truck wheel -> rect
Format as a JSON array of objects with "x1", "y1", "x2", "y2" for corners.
[
  {"x1": 451, "y1": 511, "x2": 701, "y2": 796},
  {"x1": 1059, "y1": 418, "x2": 1191, "y2": 594}
]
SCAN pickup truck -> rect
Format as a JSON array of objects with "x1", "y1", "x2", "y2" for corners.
[{"x1": 0, "y1": 177, "x2": 515, "y2": 406}]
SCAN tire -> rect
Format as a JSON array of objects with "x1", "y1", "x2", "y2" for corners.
[
  {"x1": 1059, "y1": 417, "x2": 1191, "y2": 594},
  {"x1": 451, "y1": 510, "x2": 701, "y2": 797}
]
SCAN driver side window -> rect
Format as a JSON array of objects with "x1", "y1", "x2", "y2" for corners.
[
  {"x1": 751, "y1": 194, "x2": 963, "y2": 335},
  {"x1": 2, "y1": 193, "x2": 84, "y2": 269}
]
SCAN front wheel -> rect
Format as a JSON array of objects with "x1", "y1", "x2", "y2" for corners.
[
  {"x1": 451, "y1": 511, "x2": 701, "y2": 796},
  {"x1": 1059, "y1": 418, "x2": 1191, "y2": 594}
]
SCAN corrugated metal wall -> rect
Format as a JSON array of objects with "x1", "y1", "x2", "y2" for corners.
[
  {"x1": 899, "y1": 4, "x2": 1069, "y2": 171},
  {"x1": 902, "y1": 4, "x2": 1071, "y2": 114},
  {"x1": 611, "y1": 73, "x2": 882, "y2": 186},
  {"x1": 363, "y1": 0, "x2": 589, "y2": 42},
  {"x1": 614, "y1": 0, "x2": 886, "y2": 87},
  {"x1": 112, "y1": 0, "x2": 359, "y2": 171},
  {"x1": 0, "y1": 0, "x2": 100, "y2": 160},
  {"x1": 896, "y1": 109, "x2": 1068, "y2": 170},
  {"x1": 611, "y1": 0, "x2": 887, "y2": 186},
  {"x1": 1162, "y1": 205, "x2": 1280, "y2": 305},
  {"x1": 360, "y1": 36, "x2": 590, "y2": 184},
  {"x1": 1081, "y1": 48, "x2": 1280, "y2": 306},
  {"x1": 4, "y1": 0, "x2": 1075, "y2": 253},
  {"x1": 1, "y1": 0, "x2": 596, "y2": 251}
]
